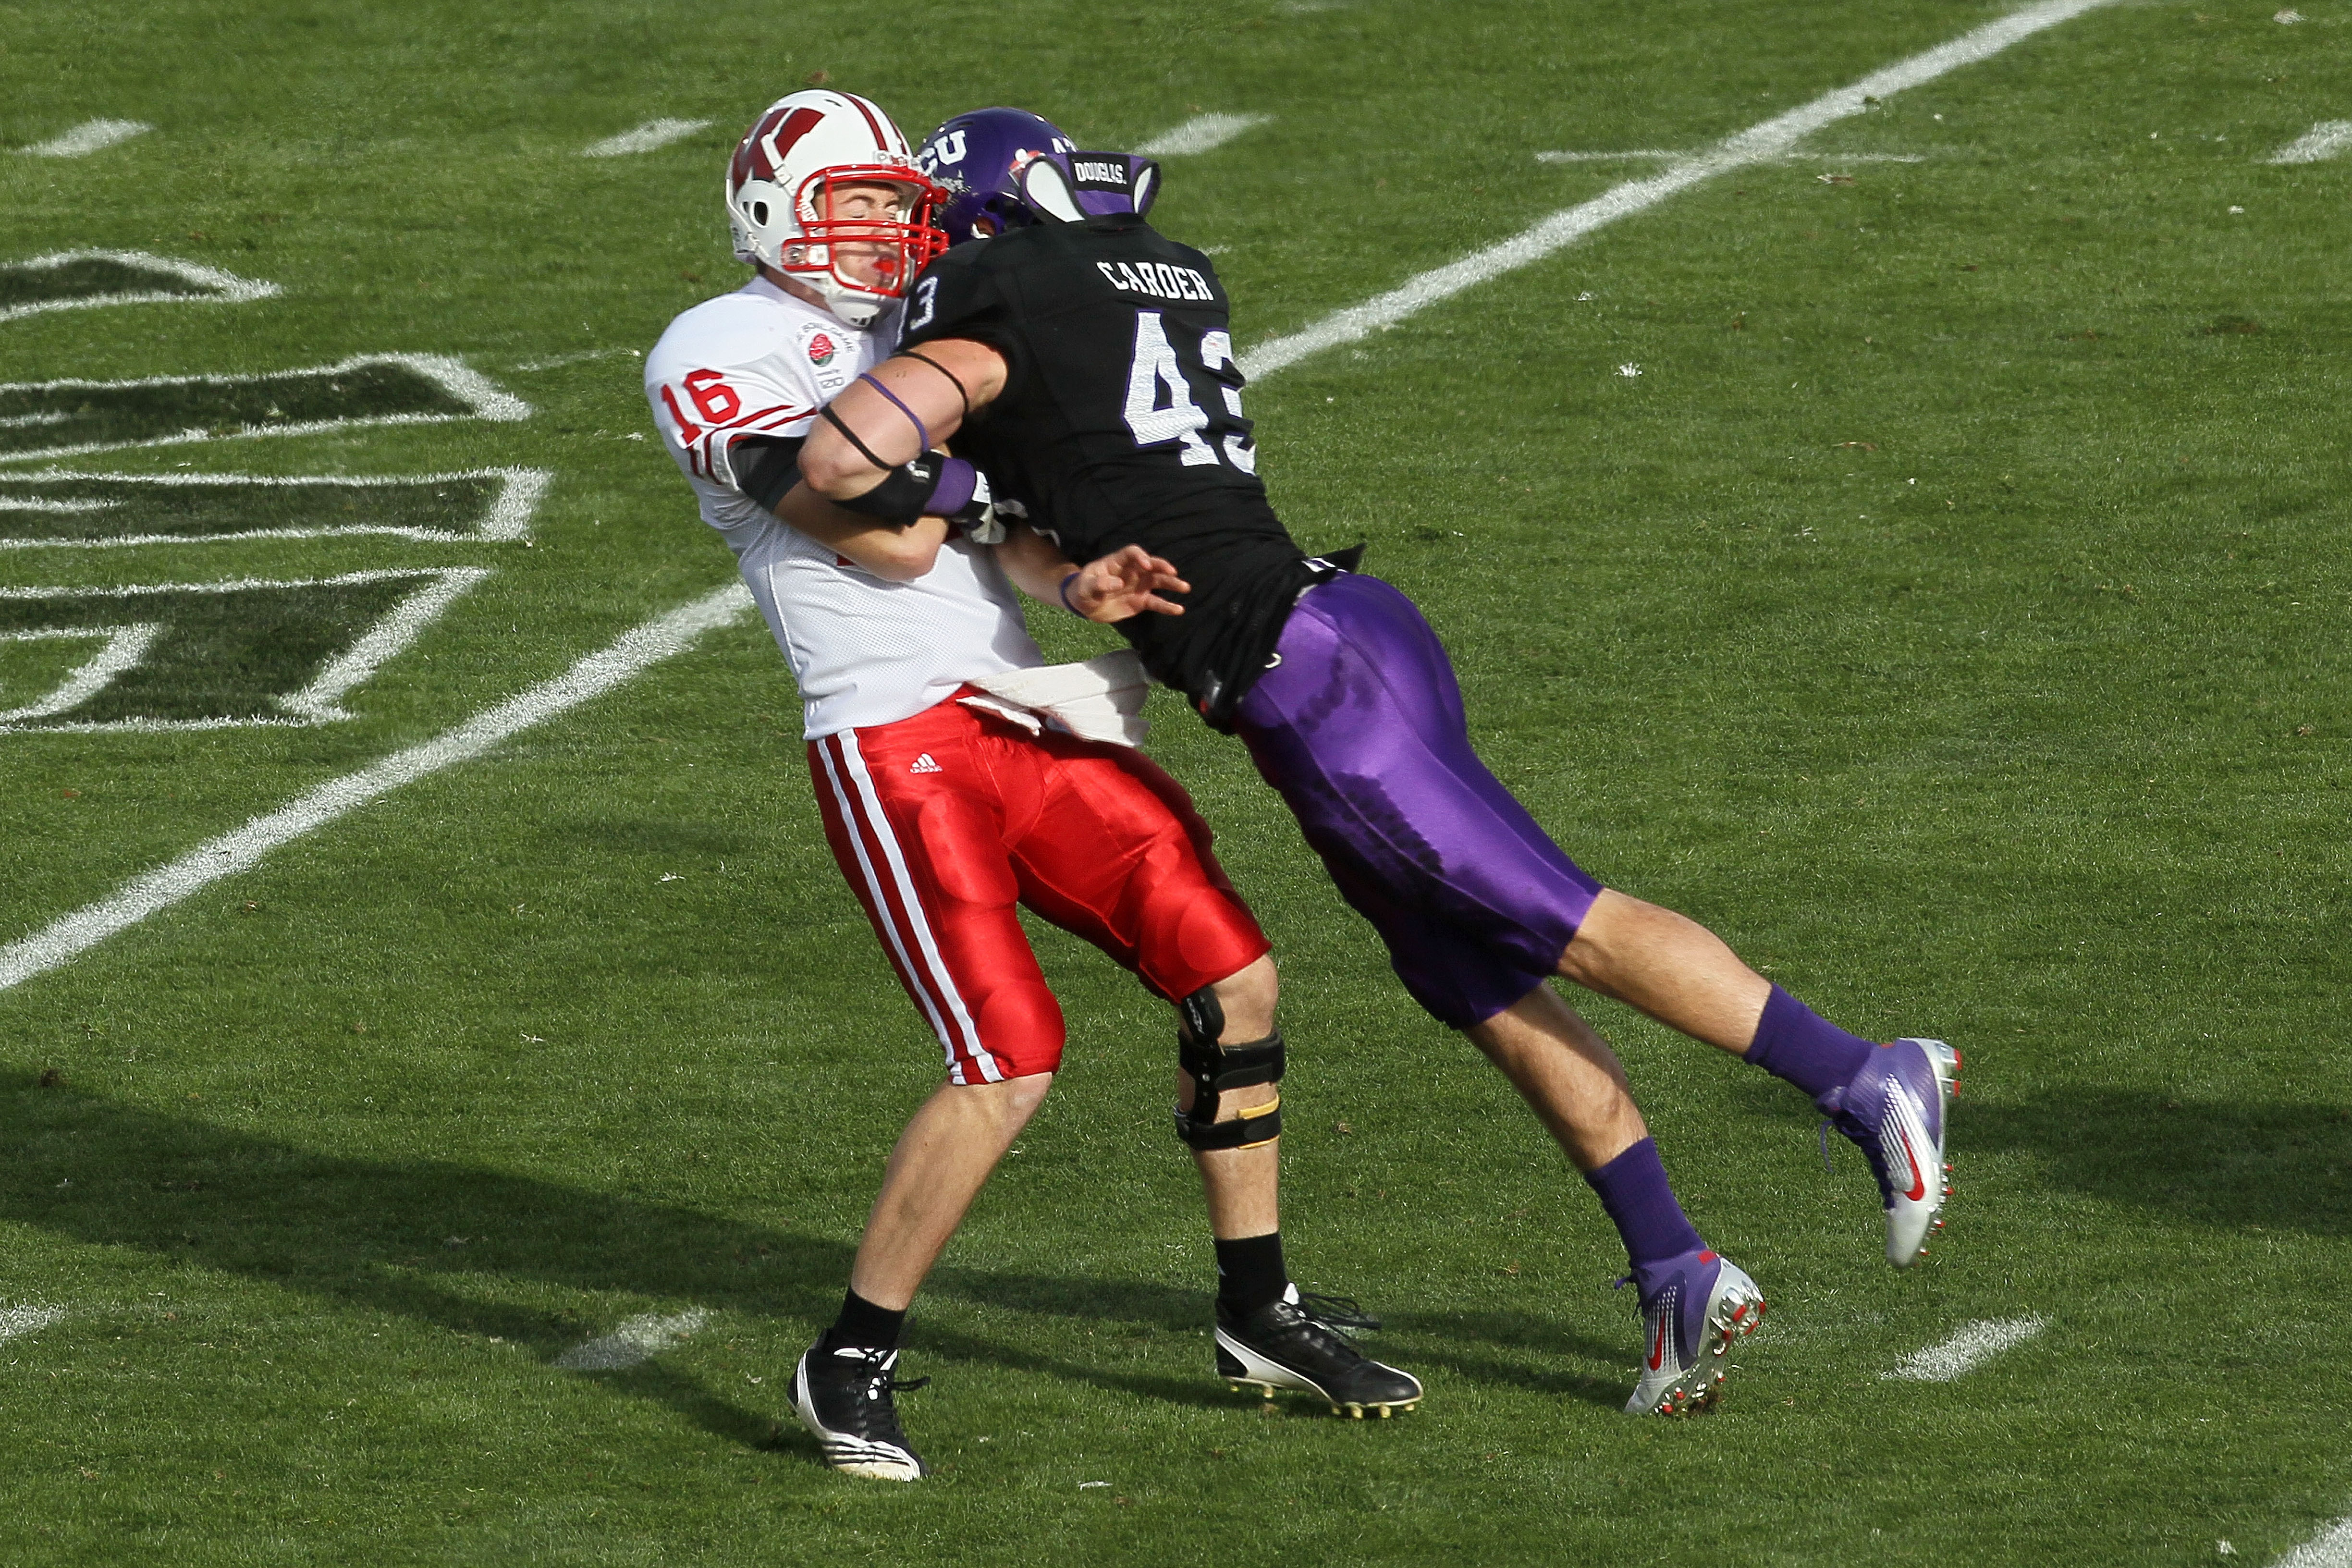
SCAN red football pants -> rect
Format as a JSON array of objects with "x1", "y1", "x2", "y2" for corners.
[{"x1": 808, "y1": 695, "x2": 1270, "y2": 1084}]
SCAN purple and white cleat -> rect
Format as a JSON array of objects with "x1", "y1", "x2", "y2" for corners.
[
  {"x1": 1620, "y1": 1248, "x2": 1766, "y2": 1416},
  {"x1": 1820, "y1": 1038, "x2": 1961, "y2": 1267}
]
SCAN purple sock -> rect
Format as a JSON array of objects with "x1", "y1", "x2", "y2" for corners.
[
  {"x1": 1583, "y1": 1138, "x2": 1705, "y2": 1266},
  {"x1": 1745, "y1": 984, "x2": 1878, "y2": 1102}
]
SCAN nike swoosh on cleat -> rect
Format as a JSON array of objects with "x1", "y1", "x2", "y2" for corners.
[
  {"x1": 1648, "y1": 1313, "x2": 1668, "y2": 1371},
  {"x1": 1896, "y1": 1120, "x2": 1927, "y2": 1201}
]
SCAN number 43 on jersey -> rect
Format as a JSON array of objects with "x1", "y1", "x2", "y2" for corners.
[{"x1": 1123, "y1": 314, "x2": 1255, "y2": 474}]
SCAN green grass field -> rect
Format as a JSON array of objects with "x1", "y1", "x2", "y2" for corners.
[{"x1": 4, "y1": 0, "x2": 2349, "y2": 1562}]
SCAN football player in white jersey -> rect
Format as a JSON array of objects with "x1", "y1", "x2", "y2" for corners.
[{"x1": 645, "y1": 91, "x2": 1420, "y2": 1482}]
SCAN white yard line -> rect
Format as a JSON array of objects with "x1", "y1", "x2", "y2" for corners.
[
  {"x1": 0, "y1": 250, "x2": 279, "y2": 325},
  {"x1": 18, "y1": 120, "x2": 151, "y2": 158},
  {"x1": 0, "y1": 1305, "x2": 67, "y2": 1341},
  {"x1": 510, "y1": 347, "x2": 642, "y2": 372},
  {"x1": 583, "y1": 119, "x2": 712, "y2": 159},
  {"x1": 2267, "y1": 121, "x2": 2352, "y2": 165},
  {"x1": 1536, "y1": 149, "x2": 1685, "y2": 163},
  {"x1": 1538, "y1": 148, "x2": 1927, "y2": 165},
  {"x1": 0, "y1": 584, "x2": 753, "y2": 993},
  {"x1": 1135, "y1": 113, "x2": 1273, "y2": 158},
  {"x1": 2274, "y1": 1516, "x2": 2352, "y2": 1568},
  {"x1": 1242, "y1": 0, "x2": 2118, "y2": 380},
  {"x1": 1880, "y1": 1315, "x2": 2047, "y2": 1381},
  {"x1": 553, "y1": 1310, "x2": 708, "y2": 1370}
]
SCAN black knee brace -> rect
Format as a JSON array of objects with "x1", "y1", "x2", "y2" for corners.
[{"x1": 1174, "y1": 987, "x2": 1285, "y2": 1152}]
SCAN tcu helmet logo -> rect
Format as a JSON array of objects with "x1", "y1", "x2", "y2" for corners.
[
  {"x1": 807, "y1": 332, "x2": 838, "y2": 366},
  {"x1": 919, "y1": 128, "x2": 967, "y2": 173}
]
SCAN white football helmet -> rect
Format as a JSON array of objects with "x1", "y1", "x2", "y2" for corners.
[{"x1": 725, "y1": 90, "x2": 948, "y2": 328}]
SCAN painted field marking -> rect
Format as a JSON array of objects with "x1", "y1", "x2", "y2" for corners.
[
  {"x1": 0, "y1": 625, "x2": 162, "y2": 723},
  {"x1": 552, "y1": 1309, "x2": 708, "y2": 1370},
  {"x1": 1880, "y1": 1315, "x2": 2047, "y2": 1381},
  {"x1": 1135, "y1": 113, "x2": 1273, "y2": 158},
  {"x1": 1535, "y1": 149, "x2": 1685, "y2": 163},
  {"x1": 284, "y1": 570, "x2": 490, "y2": 723},
  {"x1": 1537, "y1": 148, "x2": 1926, "y2": 164},
  {"x1": 0, "y1": 354, "x2": 529, "y2": 466},
  {"x1": 18, "y1": 120, "x2": 150, "y2": 158},
  {"x1": 0, "y1": 583, "x2": 752, "y2": 992},
  {"x1": 1241, "y1": 0, "x2": 2118, "y2": 380},
  {"x1": 2267, "y1": 121, "x2": 2352, "y2": 164},
  {"x1": 2273, "y1": 1516, "x2": 2352, "y2": 1568},
  {"x1": 0, "y1": 1305, "x2": 67, "y2": 1341},
  {"x1": 0, "y1": 251, "x2": 279, "y2": 325},
  {"x1": 511, "y1": 347, "x2": 642, "y2": 373},
  {"x1": 583, "y1": 119, "x2": 712, "y2": 159},
  {"x1": 0, "y1": 497, "x2": 113, "y2": 514},
  {"x1": 0, "y1": 567, "x2": 490, "y2": 733},
  {"x1": 0, "y1": 468, "x2": 552, "y2": 550}
]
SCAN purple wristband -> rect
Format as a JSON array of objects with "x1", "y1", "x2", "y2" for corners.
[
  {"x1": 1059, "y1": 571, "x2": 1082, "y2": 614},
  {"x1": 927, "y1": 455, "x2": 978, "y2": 517}
]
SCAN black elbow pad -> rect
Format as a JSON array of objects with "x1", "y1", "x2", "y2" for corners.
[
  {"x1": 832, "y1": 453, "x2": 976, "y2": 528},
  {"x1": 732, "y1": 435, "x2": 805, "y2": 514}
]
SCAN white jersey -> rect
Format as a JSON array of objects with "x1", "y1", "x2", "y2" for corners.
[{"x1": 645, "y1": 274, "x2": 1045, "y2": 739}]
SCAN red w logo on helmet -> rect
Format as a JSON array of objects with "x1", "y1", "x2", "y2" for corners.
[{"x1": 732, "y1": 105, "x2": 826, "y2": 188}]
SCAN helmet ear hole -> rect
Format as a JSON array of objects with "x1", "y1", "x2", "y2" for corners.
[
  {"x1": 752, "y1": 200, "x2": 770, "y2": 226},
  {"x1": 1016, "y1": 157, "x2": 1083, "y2": 222}
]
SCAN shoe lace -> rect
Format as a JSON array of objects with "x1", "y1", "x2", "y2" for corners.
[
  {"x1": 842, "y1": 1348, "x2": 930, "y2": 1403},
  {"x1": 1293, "y1": 1291, "x2": 1381, "y2": 1334}
]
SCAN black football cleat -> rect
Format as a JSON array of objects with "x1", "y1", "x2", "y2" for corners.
[
  {"x1": 1214, "y1": 1286, "x2": 1423, "y2": 1418},
  {"x1": 792, "y1": 1342, "x2": 929, "y2": 1481}
]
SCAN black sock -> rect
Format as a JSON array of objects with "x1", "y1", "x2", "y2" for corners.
[
  {"x1": 820, "y1": 1287, "x2": 906, "y2": 1353},
  {"x1": 1214, "y1": 1232, "x2": 1288, "y2": 1317}
]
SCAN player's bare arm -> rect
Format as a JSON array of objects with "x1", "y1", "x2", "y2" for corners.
[
  {"x1": 772, "y1": 481, "x2": 952, "y2": 581},
  {"x1": 995, "y1": 522, "x2": 1191, "y2": 622},
  {"x1": 797, "y1": 339, "x2": 1008, "y2": 503}
]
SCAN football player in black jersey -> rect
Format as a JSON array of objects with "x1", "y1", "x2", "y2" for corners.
[{"x1": 786, "y1": 109, "x2": 1960, "y2": 1417}]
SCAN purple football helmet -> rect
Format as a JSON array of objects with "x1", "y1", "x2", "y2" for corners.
[
  {"x1": 916, "y1": 109, "x2": 1076, "y2": 244},
  {"x1": 916, "y1": 108, "x2": 1160, "y2": 243}
]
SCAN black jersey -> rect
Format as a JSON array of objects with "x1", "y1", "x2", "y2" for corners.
[{"x1": 900, "y1": 215, "x2": 1347, "y2": 726}]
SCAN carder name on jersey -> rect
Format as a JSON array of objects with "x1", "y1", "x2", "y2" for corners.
[{"x1": 1096, "y1": 260, "x2": 1216, "y2": 303}]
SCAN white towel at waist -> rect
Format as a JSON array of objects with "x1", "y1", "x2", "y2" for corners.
[{"x1": 959, "y1": 650, "x2": 1152, "y2": 747}]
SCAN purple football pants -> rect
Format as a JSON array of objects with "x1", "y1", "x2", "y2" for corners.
[{"x1": 1232, "y1": 574, "x2": 1603, "y2": 1028}]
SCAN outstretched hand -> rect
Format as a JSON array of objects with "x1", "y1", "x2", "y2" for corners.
[{"x1": 1067, "y1": 545, "x2": 1189, "y2": 623}]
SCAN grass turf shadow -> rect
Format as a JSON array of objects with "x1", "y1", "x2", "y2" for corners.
[
  {"x1": 1728, "y1": 1075, "x2": 2352, "y2": 1237},
  {"x1": 1961, "y1": 1088, "x2": 2352, "y2": 1238},
  {"x1": 1, "y1": 1071, "x2": 1624, "y2": 1441}
]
